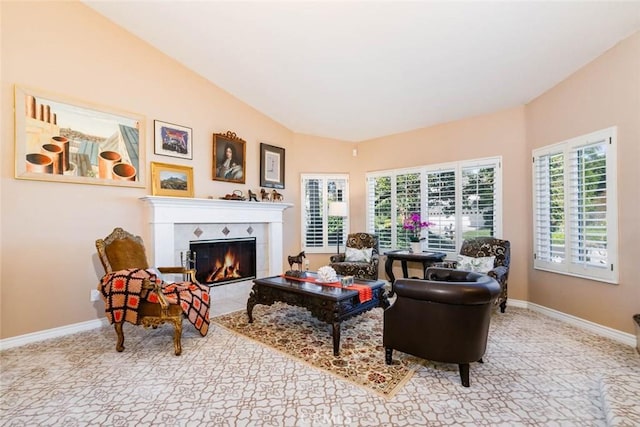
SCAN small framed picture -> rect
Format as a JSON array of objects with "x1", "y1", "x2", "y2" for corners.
[
  {"x1": 151, "y1": 161, "x2": 194, "y2": 198},
  {"x1": 154, "y1": 120, "x2": 193, "y2": 160},
  {"x1": 213, "y1": 131, "x2": 246, "y2": 184},
  {"x1": 260, "y1": 143, "x2": 285, "y2": 189}
]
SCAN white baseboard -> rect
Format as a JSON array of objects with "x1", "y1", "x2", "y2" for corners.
[
  {"x1": 509, "y1": 298, "x2": 637, "y2": 348},
  {"x1": 1, "y1": 300, "x2": 636, "y2": 350},
  {"x1": 0, "y1": 318, "x2": 109, "y2": 351}
]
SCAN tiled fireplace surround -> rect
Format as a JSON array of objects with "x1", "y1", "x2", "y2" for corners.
[{"x1": 140, "y1": 196, "x2": 292, "y2": 315}]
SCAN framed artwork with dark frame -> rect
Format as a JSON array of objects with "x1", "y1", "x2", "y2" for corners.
[
  {"x1": 151, "y1": 161, "x2": 194, "y2": 198},
  {"x1": 14, "y1": 85, "x2": 145, "y2": 187},
  {"x1": 154, "y1": 120, "x2": 193, "y2": 160},
  {"x1": 260, "y1": 143, "x2": 285, "y2": 189},
  {"x1": 212, "y1": 131, "x2": 245, "y2": 184}
]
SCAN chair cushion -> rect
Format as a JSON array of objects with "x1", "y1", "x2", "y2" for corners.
[
  {"x1": 344, "y1": 247, "x2": 373, "y2": 263},
  {"x1": 457, "y1": 254, "x2": 495, "y2": 273}
]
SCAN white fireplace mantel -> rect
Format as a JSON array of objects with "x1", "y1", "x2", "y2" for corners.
[{"x1": 140, "y1": 196, "x2": 293, "y2": 276}]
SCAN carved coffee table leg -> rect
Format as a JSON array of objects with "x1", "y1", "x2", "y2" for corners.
[
  {"x1": 332, "y1": 322, "x2": 341, "y2": 356},
  {"x1": 247, "y1": 297, "x2": 256, "y2": 323},
  {"x1": 378, "y1": 289, "x2": 390, "y2": 309},
  {"x1": 385, "y1": 257, "x2": 396, "y2": 297}
]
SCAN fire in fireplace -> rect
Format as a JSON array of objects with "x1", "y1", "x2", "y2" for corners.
[{"x1": 189, "y1": 237, "x2": 257, "y2": 286}]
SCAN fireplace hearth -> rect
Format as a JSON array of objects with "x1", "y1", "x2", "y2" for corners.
[{"x1": 190, "y1": 237, "x2": 257, "y2": 286}]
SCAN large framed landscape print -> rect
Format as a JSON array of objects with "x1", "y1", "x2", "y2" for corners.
[{"x1": 14, "y1": 85, "x2": 146, "y2": 187}]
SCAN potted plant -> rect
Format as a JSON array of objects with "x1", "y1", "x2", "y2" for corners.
[{"x1": 402, "y1": 212, "x2": 434, "y2": 253}]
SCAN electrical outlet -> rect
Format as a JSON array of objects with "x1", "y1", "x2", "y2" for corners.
[{"x1": 90, "y1": 289, "x2": 101, "y2": 302}]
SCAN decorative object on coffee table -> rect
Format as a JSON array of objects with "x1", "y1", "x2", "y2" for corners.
[
  {"x1": 286, "y1": 251, "x2": 306, "y2": 278},
  {"x1": 317, "y1": 265, "x2": 338, "y2": 283}
]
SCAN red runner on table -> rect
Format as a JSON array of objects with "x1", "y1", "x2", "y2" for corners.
[{"x1": 282, "y1": 274, "x2": 372, "y2": 303}]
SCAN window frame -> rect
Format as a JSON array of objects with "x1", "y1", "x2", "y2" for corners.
[
  {"x1": 366, "y1": 156, "x2": 502, "y2": 257},
  {"x1": 532, "y1": 126, "x2": 618, "y2": 284},
  {"x1": 300, "y1": 173, "x2": 350, "y2": 254}
]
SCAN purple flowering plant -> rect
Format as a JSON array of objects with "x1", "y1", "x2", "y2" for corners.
[{"x1": 402, "y1": 212, "x2": 434, "y2": 242}]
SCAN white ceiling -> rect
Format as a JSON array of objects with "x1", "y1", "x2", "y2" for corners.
[{"x1": 84, "y1": 1, "x2": 640, "y2": 142}]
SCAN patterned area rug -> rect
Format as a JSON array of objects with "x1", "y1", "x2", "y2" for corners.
[{"x1": 213, "y1": 302, "x2": 422, "y2": 398}]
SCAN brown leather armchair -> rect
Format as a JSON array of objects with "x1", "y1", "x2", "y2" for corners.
[
  {"x1": 96, "y1": 227, "x2": 210, "y2": 355},
  {"x1": 437, "y1": 237, "x2": 510, "y2": 313},
  {"x1": 329, "y1": 232, "x2": 379, "y2": 280},
  {"x1": 383, "y1": 268, "x2": 501, "y2": 387}
]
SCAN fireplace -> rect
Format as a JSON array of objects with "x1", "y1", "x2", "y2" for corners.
[{"x1": 190, "y1": 237, "x2": 257, "y2": 286}]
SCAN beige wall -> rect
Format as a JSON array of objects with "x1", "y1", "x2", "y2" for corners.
[
  {"x1": 354, "y1": 107, "x2": 529, "y2": 301},
  {"x1": 0, "y1": 1, "x2": 298, "y2": 338},
  {"x1": 2, "y1": 1, "x2": 638, "y2": 340},
  {"x1": 288, "y1": 133, "x2": 356, "y2": 270},
  {"x1": 525, "y1": 32, "x2": 640, "y2": 334}
]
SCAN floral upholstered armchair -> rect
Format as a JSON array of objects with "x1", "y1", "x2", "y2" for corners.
[
  {"x1": 329, "y1": 232, "x2": 379, "y2": 280},
  {"x1": 438, "y1": 237, "x2": 510, "y2": 313}
]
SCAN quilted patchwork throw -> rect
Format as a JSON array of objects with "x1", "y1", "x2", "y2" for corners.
[{"x1": 99, "y1": 268, "x2": 210, "y2": 336}]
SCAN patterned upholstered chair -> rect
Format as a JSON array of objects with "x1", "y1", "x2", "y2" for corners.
[
  {"x1": 438, "y1": 237, "x2": 510, "y2": 313},
  {"x1": 329, "y1": 232, "x2": 379, "y2": 280},
  {"x1": 96, "y1": 227, "x2": 210, "y2": 355}
]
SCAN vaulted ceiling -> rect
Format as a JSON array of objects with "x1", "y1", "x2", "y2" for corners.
[{"x1": 85, "y1": 1, "x2": 640, "y2": 142}]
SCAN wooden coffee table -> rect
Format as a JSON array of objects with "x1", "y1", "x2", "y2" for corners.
[{"x1": 247, "y1": 273, "x2": 389, "y2": 356}]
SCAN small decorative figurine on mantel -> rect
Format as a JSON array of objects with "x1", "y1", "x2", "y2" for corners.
[{"x1": 248, "y1": 189, "x2": 259, "y2": 202}]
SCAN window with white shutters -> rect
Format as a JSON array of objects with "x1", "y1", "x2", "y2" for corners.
[
  {"x1": 367, "y1": 175, "x2": 392, "y2": 249},
  {"x1": 301, "y1": 174, "x2": 349, "y2": 253},
  {"x1": 533, "y1": 127, "x2": 618, "y2": 283},
  {"x1": 396, "y1": 172, "x2": 421, "y2": 247},
  {"x1": 533, "y1": 151, "x2": 565, "y2": 264},
  {"x1": 366, "y1": 158, "x2": 501, "y2": 255},
  {"x1": 425, "y1": 169, "x2": 456, "y2": 252}
]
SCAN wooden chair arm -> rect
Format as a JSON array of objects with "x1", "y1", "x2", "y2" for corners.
[
  {"x1": 142, "y1": 278, "x2": 170, "y2": 309},
  {"x1": 157, "y1": 267, "x2": 199, "y2": 284}
]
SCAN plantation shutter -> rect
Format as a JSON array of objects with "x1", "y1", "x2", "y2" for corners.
[
  {"x1": 532, "y1": 126, "x2": 616, "y2": 283},
  {"x1": 395, "y1": 172, "x2": 421, "y2": 247},
  {"x1": 302, "y1": 177, "x2": 324, "y2": 248},
  {"x1": 533, "y1": 151, "x2": 565, "y2": 265},
  {"x1": 301, "y1": 174, "x2": 349, "y2": 253},
  {"x1": 367, "y1": 175, "x2": 392, "y2": 250},
  {"x1": 425, "y1": 169, "x2": 456, "y2": 251},
  {"x1": 461, "y1": 164, "x2": 498, "y2": 237},
  {"x1": 568, "y1": 140, "x2": 609, "y2": 272},
  {"x1": 327, "y1": 178, "x2": 349, "y2": 250}
]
